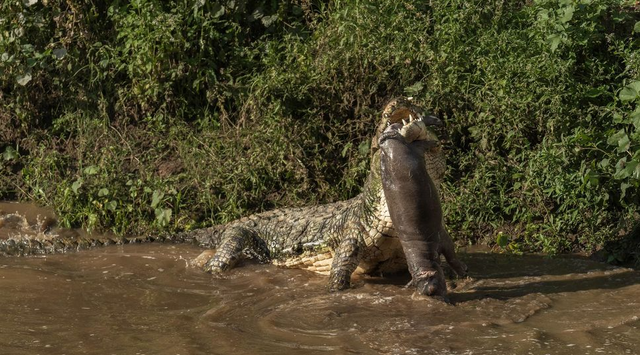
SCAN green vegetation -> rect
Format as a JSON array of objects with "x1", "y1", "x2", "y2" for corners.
[{"x1": 1, "y1": 0, "x2": 639, "y2": 261}]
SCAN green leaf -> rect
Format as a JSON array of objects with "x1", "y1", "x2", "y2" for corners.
[
  {"x1": 607, "y1": 129, "x2": 626, "y2": 146},
  {"x1": 106, "y1": 200, "x2": 118, "y2": 211},
  {"x1": 599, "y1": 158, "x2": 610, "y2": 169},
  {"x1": 620, "y1": 87, "x2": 637, "y2": 102},
  {"x1": 72, "y1": 179, "x2": 83, "y2": 194},
  {"x1": 155, "y1": 208, "x2": 172, "y2": 226},
  {"x1": 84, "y1": 165, "x2": 99, "y2": 175},
  {"x1": 496, "y1": 233, "x2": 509, "y2": 248},
  {"x1": 98, "y1": 188, "x2": 109, "y2": 197},
  {"x1": 635, "y1": 21, "x2": 640, "y2": 33},
  {"x1": 21, "y1": 44, "x2": 34, "y2": 53},
  {"x1": 584, "y1": 169, "x2": 599, "y2": 187},
  {"x1": 151, "y1": 190, "x2": 164, "y2": 208},
  {"x1": 537, "y1": 9, "x2": 549, "y2": 21},
  {"x1": 212, "y1": 3, "x2": 225, "y2": 17},
  {"x1": 620, "y1": 82, "x2": 640, "y2": 102},
  {"x1": 585, "y1": 87, "x2": 605, "y2": 98},
  {"x1": 614, "y1": 158, "x2": 631, "y2": 179},
  {"x1": 2, "y1": 146, "x2": 18, "y2": 161},
  {"x1": 16, "y1": 72, "x2": 32, "y2": 86},
  {"x1": 627, "y1": 160, "x2": 640, "y2": 179},
  {"x1": 617, "y1": 133, "x2": 630, "y2": 153},
  {"x1": 341, "y1": 142, "x2": 352, "y2": 158},
  {"x1": 613, "y1": 112, "x2": 624, "y2": 123},
  {"x1": 404, "y1": 81, "x2": 424, "y2": 96},
  {"x1": 631, "y1": 110, "x2": 640, "y2": 130},
  {"x1": 621, "y1": 182, "x2": 631, "y2": 199},
  {"x1": 560, "y1": 5, "x2": 574, "y2": 23},
  {"x1": 358, "y1": 141, "x2": 370, "y2": 156},
  {"x1": 261, "y1": 15, "x2": 277, "y2": 27},
  {"x1": 249, "y1": 8, "x2": 264, "y2": 21},
  {"x1": 547, "y1": 34, "x2": 561, "y2": 52}
]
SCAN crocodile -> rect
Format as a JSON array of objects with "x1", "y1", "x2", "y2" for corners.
[
  {"x1": 187, "y1": 98, "x2": 467, "y2": 292},
  {"x1": 0, "y1": 98, "x2": 467, "y2": 293}
]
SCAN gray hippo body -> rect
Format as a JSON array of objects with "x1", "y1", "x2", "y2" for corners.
[{"x1": 379, "y1": 119, "x2": 466, "y2": 297}]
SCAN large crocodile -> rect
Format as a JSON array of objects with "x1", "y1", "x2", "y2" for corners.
[
  {"x1": 186, "y1": 98, "x2": 467, "y2": 292},
  {"x1": 0, "y1": 98, "x2": 467, "y2": 292}
]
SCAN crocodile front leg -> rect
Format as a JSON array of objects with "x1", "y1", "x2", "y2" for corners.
[
  {"x1": 327, "y1": 221, "x2": 364, "y2": 291},
  {"x1": 203, "y1": 226, "x2": 270, "y2": 273}
]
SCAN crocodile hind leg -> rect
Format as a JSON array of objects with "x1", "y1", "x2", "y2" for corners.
[
  {"x1": 202, "y1": 226, "x2": 270, "y2": 274},
  {"x1": 327, "y1": 222, "x2": 364, "y2": 291}
]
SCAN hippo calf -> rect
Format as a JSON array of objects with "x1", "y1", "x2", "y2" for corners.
[{"x1": 379, "y1": 117, "x2": 466, "y2": 297}]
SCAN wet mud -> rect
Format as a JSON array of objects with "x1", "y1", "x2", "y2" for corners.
[{"x1": 1, "y1": 202, "x2": 639, "y2": 354}]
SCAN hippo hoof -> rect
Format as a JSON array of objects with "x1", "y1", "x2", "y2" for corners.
[{"x1": 413, "y1": 267, "x2": 447, "y2": 297}]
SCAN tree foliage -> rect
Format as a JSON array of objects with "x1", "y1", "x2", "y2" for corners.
[{"x1": 1, "y1": 0, "x2": 639, "y2": 258}]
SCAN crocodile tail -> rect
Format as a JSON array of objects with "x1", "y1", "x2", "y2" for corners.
[
  {"x1": 0, "y1": 234, "x2": 154, "y2": 257},
  {"x1": 0, "y1": 226, "x2": 225, "y2": 257}
]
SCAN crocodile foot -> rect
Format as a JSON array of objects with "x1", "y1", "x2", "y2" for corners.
[{"x1": 327, "y1": 270, "x2": 352, "y2": 292}]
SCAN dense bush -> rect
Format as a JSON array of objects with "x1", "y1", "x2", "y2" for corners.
[{"x1": 1, "y1": 0, "x2": 639, "y2": 259}]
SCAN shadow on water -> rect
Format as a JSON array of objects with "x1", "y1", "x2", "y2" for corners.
[
  {"x1": 362, "y1": 249, "x2": 640, "y2": 303},
  {"x1": 458, "y1": 250, "x2": 620, "y2": 278},
  {"x1": 451, "y1": 271, "x2": 640, "y2": 302},
  {"x1": 446, "y1": 251, "x2": 640, "y2": 303}
]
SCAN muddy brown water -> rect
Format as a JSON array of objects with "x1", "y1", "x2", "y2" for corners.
[{"x1": 1, "y1": 202, "x2": 639, "y2": 355}]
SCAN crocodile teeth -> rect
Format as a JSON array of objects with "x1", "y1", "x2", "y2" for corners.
[
  {"x1": 409, "y1": 114, "x2": 415, "y2": 122},
  {"x1": 402, "y1": 119, "x2": 408, "y2": 125}
]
